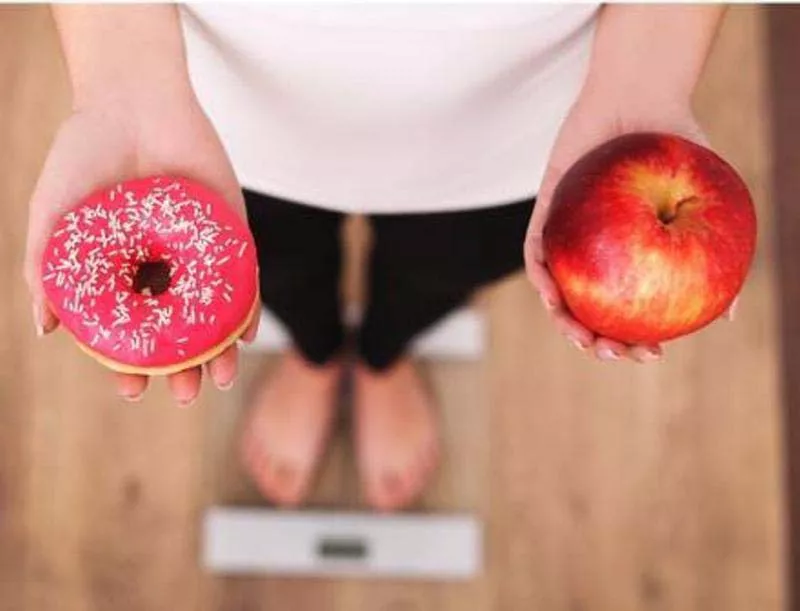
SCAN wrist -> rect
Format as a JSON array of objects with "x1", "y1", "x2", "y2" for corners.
[
  {"x1": 71, "y1": 68, "x2": 196, "y2": 116},
  {"x1": 578, "y1": 66, "x2": 694, "y2": 125},
  {"x1": 581, "y1": 63, "x2": 693, "y2": 117},
  {"x1": 581, "y1": 5, "x2": 722, "y2": 116}
]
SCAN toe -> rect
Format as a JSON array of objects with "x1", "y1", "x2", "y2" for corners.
[
  {"x1": 366, "y1": 469, "x2": 407, "y2": 512},
  {"x1": 399, "y1": 459, "x2": 429, "y2": 507},
  {"x1": 253, "y1": 457, "x2": 312, "y2": 508},
  {"x1": 426, "y1": 438, "x2": 441, "y2": 471},
  {"x1": 239, "y1": 422, "x2": 261, "y2": 469},
  {"x1": 363, "y1": 470, "x2": 386, "y2": 510},
  {"x1": 249, "y1": 453, "x2": 280, "y2": 501},
  {"x1": 243, "y1": 443, "x2": 268, "y2": 485},
  {"x1": 274, "y1": 461, "x2": 305, "y2": 507},
  {"x1": 382, "y1": 470, "x2": 404, "y2": 498},
  {"x1": 273, "y1": 460, "x2": 297, "y2": 492}
]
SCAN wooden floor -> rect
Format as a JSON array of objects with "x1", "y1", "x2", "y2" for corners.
[{"x1": 0, "y1": 6, "x2": 785, "y2": 611}]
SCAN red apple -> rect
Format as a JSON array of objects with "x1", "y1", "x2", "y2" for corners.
[{"x1": 542, "y1": 132, "x2": 756, "y2": 345}]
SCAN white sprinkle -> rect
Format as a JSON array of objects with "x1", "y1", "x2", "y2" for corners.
[{"x1": 237, "y1": 242, "x2": 247, "y2": 258}]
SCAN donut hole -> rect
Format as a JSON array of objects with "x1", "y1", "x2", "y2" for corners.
[{"x1": 133, "y1": 260, "x2": 171, "y2": 297}]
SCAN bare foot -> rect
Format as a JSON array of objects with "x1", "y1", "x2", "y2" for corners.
[
  {"x1": 240, "y1": 348, "x2": 342, "y2": 507},
  {"x1": 354, "y1": 358, "x2": 441, "y2": 511}
]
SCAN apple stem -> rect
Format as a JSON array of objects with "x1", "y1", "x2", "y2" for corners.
[{"x1": 658, "y1": 195, "x2": 698, "y2": 224}]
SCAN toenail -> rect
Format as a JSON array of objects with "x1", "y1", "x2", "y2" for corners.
[
  {"x1": 598, "y1": 348, "x2": 620, "y2": 361},
  {"x1": 382, "y1": 472, "x2": 402, "y2": 491},
  {"x1": 568, "y1": 337, "x2": 588, "y2": 352}
]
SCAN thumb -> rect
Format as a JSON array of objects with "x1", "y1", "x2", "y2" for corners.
[
  {"x1": 23, "y1": 239, "x2": 59, "y2": 337},
  {"x1": 25, "y1": 197, "x2": 65, "y2": 337},
  {"x1": 523, "y1": 159, "x2": 571, "y2": 311},
  {"x1": 525, "y1": 160, "x2": 565, "y2": 266},
  {"x1": 725, "y1": 295, "x2": 739, "y2": 322},
  {"x1": 22, "y1": 119, "x2": 122, "y2": 337}
]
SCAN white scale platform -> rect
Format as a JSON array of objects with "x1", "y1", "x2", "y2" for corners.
[
  {"x1": 245, "y1": 304, "x2": 486, "y2": 360},
  {"x1": 204, "y1": 306, "x2": 486, "y2": 580},
  {"x1": 204, "y1": 508, "x2": 482, "y2": 580}
]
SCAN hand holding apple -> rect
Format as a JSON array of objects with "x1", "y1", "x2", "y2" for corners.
[
  {"x1": 525, "y1": 88, "x2": 745, "y2": 362},
  {"x1": 542, "y1": 132, "x2": 755, "y2": 346}
]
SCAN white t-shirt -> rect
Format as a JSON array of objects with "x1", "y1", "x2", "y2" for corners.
[{"x1": 181, "y1": 4, "x2": 600, "y2": 214}]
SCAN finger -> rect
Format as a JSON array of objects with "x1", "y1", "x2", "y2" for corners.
[
  {"x1": 525, "y1": 207, "x2": 549, "y2": 266},
  {"x1": 30, "y1": 300, "x2": 60, "y2": 337},
  {"x1": 240, "y1": 306, "x2": 261, "y2": 344},
  {"x1": 115, "y1": 373, "x2": 149, "y2": 402},
  {"x1": 525, "y1": 259, "x2": 564, "y2": 312},
  {"x1": 725, "y1": 295, "x2": 739, "y2": 322},
  {"x1": 551, "y1": 308, "x2": 595, "y2": 351},
  {"x1": 629, "y1": 344, "x2": 663, "y2": 364},
  {"x1": 593, "y1": 337, "x2": 628, "y2": 362},
  {"x1": 25, "y1": 249, "x2": 61, "y2": 337},
  {"x1": 207, "y1": 343, "x2": 238, "y2": 391},
  {"x1": 524, "y1": 182, "x2": 560, "y2": 273},
  {"x1": 167, "y1": 366, "x2": 203, "y2": 408}
]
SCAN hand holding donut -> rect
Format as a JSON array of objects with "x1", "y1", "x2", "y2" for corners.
[{"x1": 24, "y1": 89, "x2": 259, "y2": 406}]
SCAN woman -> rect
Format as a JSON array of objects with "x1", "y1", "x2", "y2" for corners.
[{"x1": 25, "y1": 4, "x2": 725, "y2": 510}]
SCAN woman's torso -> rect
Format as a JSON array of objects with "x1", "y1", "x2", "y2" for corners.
[{"x1": 181, "y1": 4, "x2": 600, "y2": 213}]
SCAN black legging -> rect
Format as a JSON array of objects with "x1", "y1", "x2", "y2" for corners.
[{"x1": 244, "y1": 190, "x2": 534, "y2": 370}]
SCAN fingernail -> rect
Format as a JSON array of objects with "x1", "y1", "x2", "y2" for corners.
[
  {"x1": 218, "y1": 379, "x2": 235, "y2": 392},
  {"x1": 598, "y1": 348, "x2": 620, "y2": 361},
  {"x1": 569, "y1": 337, "x2": 587, "y2": 352},
  {"x1": 123, "y1": 393, "x2": 144, "y2": 403},
  {"x1": 728, "y1": 300, "x2": 738, "y2": 322},
  {"x1": 540, "y1": 293, "x2": 556, "y2": 311},
  {"x1": 641, "y1": 351, "x2": 662, "y2": 363},
  {"x1": 178, "y1": 396, "x2": 197, "y2": 409},
  {"x1": 32, "y1": 304, "x2": 44, "y2": 337}
]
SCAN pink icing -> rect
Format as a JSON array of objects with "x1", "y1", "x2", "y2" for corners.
[{"x1": 41, "y1": 176, "x2": 259, "y2": 369}]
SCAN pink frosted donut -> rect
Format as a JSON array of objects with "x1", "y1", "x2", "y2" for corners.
[{"x1": 41, "y1": 176, "x2": 259, "y2": 375}]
